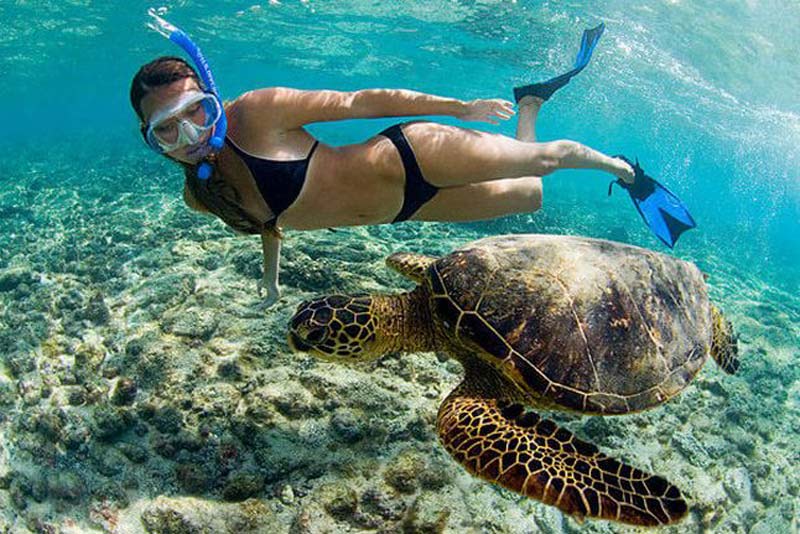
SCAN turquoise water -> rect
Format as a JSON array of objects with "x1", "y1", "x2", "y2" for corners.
[
  {"x1": 1, "y1": 1, "x2": 798, "y2": 533},
  {"x1": 2, "y1": 1, "x2": 799, "y2": 290}
]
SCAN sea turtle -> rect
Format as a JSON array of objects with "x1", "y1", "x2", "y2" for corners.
[{"x1": 287, "y1": 234, "x2": 739, "y2": 526}]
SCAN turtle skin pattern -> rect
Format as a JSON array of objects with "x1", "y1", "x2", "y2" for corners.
[
  {"x1": 288, "y1": 295, "x2": 375, "y2": 358},
  {"x1": 385, "y1": 252, "x2": 436, "y2": 284},
  {"x1": 438, "y1": 387, "x2": 688, "y2": 525}
]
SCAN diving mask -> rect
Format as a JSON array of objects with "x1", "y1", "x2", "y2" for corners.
[
  {"x1": 145, "y1": 9, "x2": 227, "y2": 178},
  {"x1": 145, "y1": 90, "x2": 223, "y2": 154}
]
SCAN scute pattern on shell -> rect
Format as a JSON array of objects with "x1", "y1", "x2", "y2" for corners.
[{"x1": 428, "y1": 235, "x2": 712, "y2": 414}]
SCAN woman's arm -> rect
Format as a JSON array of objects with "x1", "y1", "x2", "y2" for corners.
[
  {"x1": 352, "y1": 89, "x2": 468, "y2": 120},
  {"x1": 259, "y1": 231, "x2": 281, "y2": 307},
  {"x1": 237, "y1": 87, "x2": 509, "y2": 129}
]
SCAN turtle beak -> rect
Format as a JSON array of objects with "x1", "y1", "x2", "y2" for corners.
[{"x1": 288, "y1": 331, "x2": 312, "y2": 353}]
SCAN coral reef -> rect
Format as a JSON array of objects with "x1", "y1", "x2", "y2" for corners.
[{"x1": 0, "y1": 149, "x2": 798, "y2": 533}]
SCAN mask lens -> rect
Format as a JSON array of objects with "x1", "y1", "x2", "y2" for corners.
[
  {"x1": 145, "y1": 92, "x2": 222, "y2": 153},
  {"x1": 193, "y1": 95, "x2": 221, "y2": 127},
  {"x1": 153, "y1": 122, "x2": 179, "y2": 144}
]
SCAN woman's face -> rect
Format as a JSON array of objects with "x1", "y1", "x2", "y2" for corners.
[{"x1": 140, "y1": 78, "x2": 214, "y2": 164}]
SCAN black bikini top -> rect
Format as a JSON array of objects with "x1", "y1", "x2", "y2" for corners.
[{"x1": 226, "y1": 136, "x2": 319, "y2": 222}]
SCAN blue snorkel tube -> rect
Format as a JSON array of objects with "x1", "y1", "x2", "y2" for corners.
[{"x1": 147, "y1": 9, "x2": 227, "y2": 180}]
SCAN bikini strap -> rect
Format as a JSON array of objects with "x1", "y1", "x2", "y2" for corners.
[{"x1": 307, "y1": 140, "x2": 320, "y2": 159}]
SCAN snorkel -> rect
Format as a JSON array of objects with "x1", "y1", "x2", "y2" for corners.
[{"x1": 146, "y1": 9, "x2": 227, "y2": 180}]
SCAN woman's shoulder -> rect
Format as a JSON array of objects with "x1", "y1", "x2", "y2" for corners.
[
  {"x1": 227, "y1": 87, "x2": 299, "y2": 133},
  {"x1": 229, "y1": 87, "x2": 300, "y2": 112}
]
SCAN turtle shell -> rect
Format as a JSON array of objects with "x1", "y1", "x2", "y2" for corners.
[{"x1": 426, "y1": 234, "x2": 711, "y2": 414}]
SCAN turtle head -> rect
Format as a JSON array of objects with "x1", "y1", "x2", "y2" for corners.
[{"x1": 288, "y1": 295, "x2": 383, "y2": 362}]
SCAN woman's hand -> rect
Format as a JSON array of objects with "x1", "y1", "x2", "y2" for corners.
[
  {"x1": 457, "y1": 98, "x2": 515, "y2": 124},
  {"x1": 257, "y1": 278, "x2": 281, "y2": 309}
]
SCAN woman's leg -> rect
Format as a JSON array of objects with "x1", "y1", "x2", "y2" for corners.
[
  {"x1": 513, "y1": 96, "x2": 544, "y2": 210},
  {"x1": 412, "y1": 97, "x2": 546, "y2": 222},
  {"x1": 411, "y1": 178, "x2": 542, "y2": 221},
  {"x1": 402, "y1": 118, "x2": 633, "y2": 188},
  {"x1": 516, "y1": 95, "x2": 542, "y2": 142}
]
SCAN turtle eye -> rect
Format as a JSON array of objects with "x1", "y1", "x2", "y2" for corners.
[{"x1": 305, "y1": 327, "x2": 328, "y2": 344}]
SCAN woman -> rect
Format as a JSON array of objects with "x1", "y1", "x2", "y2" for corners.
[{"x1": 130, "y1": 26, "x2": 633, "y2": 306}]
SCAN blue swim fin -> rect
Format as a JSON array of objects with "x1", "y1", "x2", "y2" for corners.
[
  {"x1": 513, "y1": 23, "x2": 605, "y2": 103},
  {"x1": 608, "y1": 156, "x2": 697, "y2": 248}
]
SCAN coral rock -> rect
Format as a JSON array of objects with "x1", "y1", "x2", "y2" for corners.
[
  {"x1": 111, "y1": 377, "x2": 138, "y2": 406},
  {"x1": 222, "y1": 471, "x2": 265, "y2": 502}
]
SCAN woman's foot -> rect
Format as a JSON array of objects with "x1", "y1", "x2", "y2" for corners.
[{"x1": 611, "y1": 157, "x2": 636, "y2": 184}]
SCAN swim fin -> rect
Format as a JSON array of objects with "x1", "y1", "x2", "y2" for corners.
[
  {"x1": 608, "y1": 156, "x2": 697, "y2": 248},
  {"x1": 513, "y1": 23, "x2": 605, "y2": 103}
]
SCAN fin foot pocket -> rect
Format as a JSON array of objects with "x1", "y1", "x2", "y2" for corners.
[{"x1": 608, "y1": 155, "x2": 696, "y2": 248}]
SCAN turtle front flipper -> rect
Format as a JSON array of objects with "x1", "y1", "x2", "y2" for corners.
[
  {"x1": 436, "y1": 382, "x2": 688, "y2": 526},
  {"x1": 386, "y1": 252, "x2": 437, "y2": 283}
]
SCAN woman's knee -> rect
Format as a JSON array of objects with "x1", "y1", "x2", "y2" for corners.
[
  {"x1": 528, "y1": 177, "x2": 543, "y2": 212},
  {"x1": 522, "y1": 177, "x2": 543, "y2": 212},
  {"x1": 497, "y1": 177, "x2": 542, "y2": 214}
]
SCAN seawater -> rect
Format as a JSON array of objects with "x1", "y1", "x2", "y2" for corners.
[{"x1": 0, "y1": 2, "x2": 797, "y2": 533}]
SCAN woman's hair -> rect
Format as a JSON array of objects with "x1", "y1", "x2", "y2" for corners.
[
  {"x1": 130, "y1": 57, "x2": 276, "y2": 236},
  {"x1": 130, "y1": 56, "x2": 201, "y2": 120},
  {"x1": 182, "y1": 159, "x2": 274, "y2": 236}
]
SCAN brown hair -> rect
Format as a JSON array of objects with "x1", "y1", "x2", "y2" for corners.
[
  {"x1": 182, "y1": 158, "x2": 273, "y2": 235},
  {"x1": 131, "y1": 57, "x2": 274, "y2": 236},
  {"x1": 130, "y1": 56, "x2": 201, "y2": 120}
]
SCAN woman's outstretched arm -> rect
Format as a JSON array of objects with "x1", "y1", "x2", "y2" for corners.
[{"x1": 235, "y1": 87, "x2": 514, "y2": 129}]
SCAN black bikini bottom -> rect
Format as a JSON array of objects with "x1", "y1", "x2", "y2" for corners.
[{"x1": 378, "y1": 123, "x2": 439, "y2": 223}]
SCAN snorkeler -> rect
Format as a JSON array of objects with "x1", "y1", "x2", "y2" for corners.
[{"x1": 131, "y1": 13, "x2": 688, "y2": 307}]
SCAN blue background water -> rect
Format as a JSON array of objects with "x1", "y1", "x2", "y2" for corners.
[
  {"x1": 0, "y1": 3, "x2": 798, "y2": 531},
  {"x1": 1, "y1": 0, "x2": 798, "y2": 292}
]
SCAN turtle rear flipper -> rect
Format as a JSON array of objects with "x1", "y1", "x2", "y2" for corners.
[
  {"x1": 437, "y1": 382, "x2": 688, "y2": 526},
  {"x1": 386, "y1": 252, "x2": 437, "y2": 283},
  {"x1": 710, "y1": 305, "x2": 739, "y2": 374}
]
